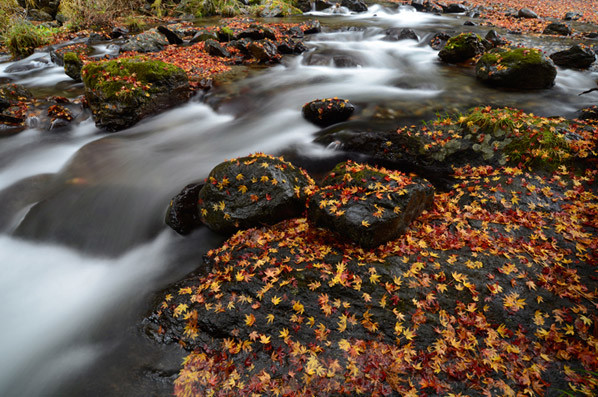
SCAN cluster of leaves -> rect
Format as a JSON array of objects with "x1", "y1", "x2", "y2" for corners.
[
  {"x1": 2, "y1": 18, "x2": 57, "y2": 59},
  {"x1": 47, "y1": 104, "x2": 73, "y2": 122},
  {"x1": 398, "y1": 106, "x2": 597, "y2": 170},
  {"x1": 153, "y1": 157, "x2": 598, "y2": 396}
]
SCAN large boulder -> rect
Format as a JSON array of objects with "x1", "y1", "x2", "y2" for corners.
[
  {"x1": 82, "y1": 58, "x2": 190, "y2": 131},
  {"x1": 517, "y1": 8, "x2": 538, "y2": 18},
  {"x1": 308, "y1": 161, "x2": 435, "y2": 248},
  {"x1": 247, "y1": 40, "x2": 280, "y2": 64},
  {"x1": 438, "y1": 33, "x2": 487, "y2": 63},
  {"x1": 341, "y1": 0, "x2": 367, "y2": 12},
  {"x1": 302, "y1": 98, "x2": 355, "y2": 127},
  {"x1": 197, "y1": 154, "x2": 314, "y2": 234},
  {"x1": 63, "y1": 52, "x2": 83, "y2": 82},
  {"x1": 476, "y1": 47, "x2": 557, "y2": 89},
  {"x1": 442, "y1": 3, "x2": 468, "y2": 13},
  {"x1": 550, "y1": 44, "x2": 596, "y2": 69},
  {"x1": 383, "y1": 28, "x2": 418, "y2": 42}
]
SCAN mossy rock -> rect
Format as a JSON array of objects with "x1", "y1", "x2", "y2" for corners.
[
  {"x1": 438, "y1": 33, "x2": 487, "y2": 63},
  {"x1": 475, "y1": 47, "x2": 557, "y2": 89},
  {"x1": 63, "y1": 52, "x2": 83, "y2": 82},
  {"x1": 255, "y1": 0, "x2": 303, "y2": 17},
  {"x1": 198, "y1": 154, "x2": 315, "y2": 234},
  {"x1": 82, "y1": 57, "x2": 190, "y2": 131}
]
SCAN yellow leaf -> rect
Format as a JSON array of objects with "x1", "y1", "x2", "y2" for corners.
[
  {"x1": 271, "y1": 295, "x2": 282, "y2": 305},
  {"x1": 279, "y1": 328, "x2": 289, "y2": 339},
  {"x1": 245, "y1": 313, "x2": 256, "y2": 327},
  {"x1": 338, "y1": 339, "x2": 350, "y2": 351},
  {"x1": 266, "y1": 313, "x2": 275, "y2": 324},
  {"x1": 259, "y1": 334, "x2": 271, "y2": 344},
  {"x1": 361, "y1": 220, "x2": 370, "y2": 228}
]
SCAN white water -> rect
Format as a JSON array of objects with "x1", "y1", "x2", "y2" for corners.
[{"x1": 0, "y1": 5, "x2": 597, "y2": 395}]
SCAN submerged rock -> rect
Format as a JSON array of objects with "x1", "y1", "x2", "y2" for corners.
[
  {"x1": 476, "y1": 47, "x2": 557, "y2": 89},
  {"x1": 197, "y1": 154, "x2": 314, "y2": 234},
  {"x1": 438, "y1": 33, "x2": 487, "y2": 64},
  {"x1": 302, "y1": 98, "x2": 355, "y2": 127},
  {"x1": 550, "y1": 44, "x2": 596, "y2": 69},
  {"x1": 543, "y1": 22, "x2": 572, "y2": 36},
  {"x1": 82, "y1": 58, "x2": 190, "y2": 131},
  {"x1": 308, "y1": 161, "x2": 435, "y2": 248}
]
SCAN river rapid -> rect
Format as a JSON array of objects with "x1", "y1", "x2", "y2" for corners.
[{"x1": 0, "y1": 5, "x2": 597, "y2": 396}]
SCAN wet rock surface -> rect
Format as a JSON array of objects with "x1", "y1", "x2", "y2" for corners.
[{"x1": 302, "y1": 98, "x2": 355, "y2": 127}]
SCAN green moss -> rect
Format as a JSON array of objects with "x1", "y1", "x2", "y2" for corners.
[
  {"x1": 480, "y1": 47, "x2": 543, "y2": 67},
  {"x1": 2, "y1": 18, "x2": 54, "y2": 59},
  {"x1": 63, "y1": 51, "x2": 80, "y2": 63},
  {"x1": 444, "y1": 33, "x2": 482, "y2": 51},
  {"x1": 82, "y1": 57, "x2": 185, "y2": 99}
]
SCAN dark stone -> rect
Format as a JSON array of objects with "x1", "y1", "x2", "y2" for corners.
[
  {"x1": 302, "y1": 98, "x2": 355, "y2": 127},
  {"x1": 314, "y1": 0, "x2": 334, "y2": 11},
  {"x1": 247, "y1": 40, "x2": 280, "y2": 63},
  {"x1": 384, "y1": 28, "x2": 418, "y2": 41},
  {"x1": 579, "y1": 106, "x2": 598, "y2": 121},
  {"x1": 48, "y1": 117, "x2": 71, "y2": 131},
  {"x1": 277, "y1": 39, "x2": 308, "y2": 55},
  {"x1": 550, "y1": 45, "x2": 596, "y2": 69},
  {"x1": 237, "y1": 25, "x2": 277, "y2": 41},
  {"x1": 476, "y1": 47, "x2": 557, "y2": 89},
  {"x1": 110, "y1": 27, "x2": 129, "y2": 39},
  {"x1": 197, "y1": 154, "x2": 313, "y2": 234},
  {"x1": 438, "y1": 33, "x2": 486, "y2": 63},
  {"x1": 464, "y1": 21, "x2": 476, "y2": 26},
  {"x1": 88, "y1": 32, "x2": 109, "y2": 44},
  {"x1": 341, "y1": 0, "x2": 367, "y2": 12},
  {"x1": 190, "y1": 30, "x2": 219, "y2": 43},
  {"x1": 543, "y1": 23, "x2": 572, "y2": 36},
  {"x1": 333, "y1": 55, "x2": 360, "y2": 68},
  {"x1": 294, "y1": 0, "x2": 312, "y2": 12},
  {"x1": 411, "y1": 0, "x2": 425, "y2": 11},
  {"x1": 157, "y1": 25, "x2": 184, "y2": 45},
  {"x1": 517, "y1": 8, "x2": 538, "y2": 18},
  {"x1": 563, "y1": 12, "x2": 582, "y2": 21},
  {"x1": 584, "y1": 32, "x2": 598, "y2": 39},
  {"x1": 443, "y1": 3, "x2": 468, "y2": 13},
  {"x1": 0, "y1": 96, "x2": 9, "y2": 112},
  {"x1": 5, "y1": 57, "x2": 52, "y2": 74},
  {"x1": 27, "y1": 8, "x2": 53, "y2": 21},
  {"x1": 428, "y1": 32, "x2": 451, "y2": 50},
  {"x1": 82, "y1": 58, "x2": 190, "y2": 131},
  {"x1": 285, "y1": 26, "x2": 304, "y2": 38},
  {"x1": 0, "y1": 84, "x2": 33, "y2": 104},
  {"x1": 485, "y1": 29, "x2": 509, "y2": 47},
  {"x1": 308, "y1": 162, "x2": 435, "y2": 248},
  {"x1": 304, "y1": 52, "x2": 362, "y2": 67},
  {"x1": 120, "y1": 29, "x2": 169, "y2": 53},
  {"x1": 230, "y1": 39, "x2": 252, "y2": 56},
  {"x1": 303, "y1": 20, "x2": 322, "y2": 35},
  {"x1": 165, "y1": 183, "x2": 204, "y2": 235},
  {"x1": 204, "y1": 39, "x2": 231, "y2": 58}
]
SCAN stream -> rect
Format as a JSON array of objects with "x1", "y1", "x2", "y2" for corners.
[{"x1": 0, "y1": 5, "x2": 597, "y2": 396}]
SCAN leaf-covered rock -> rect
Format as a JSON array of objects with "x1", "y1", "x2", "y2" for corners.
[
  {"x1": 550, "y1": 44, "x2": 596, "y2": 69},
  {"x1": 302, "y1": 98, "x2": 355, "y2": 127},
  {"x1": 82, "y1": 57, "x2": 190, "y2": 131},
  {"x1": 476, "y1": 47, "x2": 557, "y2": 89},
  {"x1": 542, "y1": 22, "x2": 572, "y2": 36},
  {"x1": 63, "y1": 51, "x2": 83, "y2": 82},
  {"x1": 308, "y1": 161, "x2": 435, "y2": 248},
  {"x1": 197, "y1": 153, "x2": 315, "y2": 234}
]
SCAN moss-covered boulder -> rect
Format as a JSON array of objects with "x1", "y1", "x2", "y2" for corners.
[
  {"x1": 197, "y1": 154, "x2": 314, "y2": 234},
  {"x1": 255, "y1": 1, "x2": 303, "y2": 17},
  {"x1": 63, "y1": 52, "x2": 83, "y2": 82},
  {"x1": 308, "y1": 161, "x2": 434, "y2": 248},
  {"x1": 302, "y1": 98, "x2": 355, "y2": 127},
  {"x1": 82, "y1": 58, "x2": 190, "y2": 131},
  {"x1": 475, "y1": 47, "x2": 557, "y2": 89},
  {"x1": 438, "y1": 33, "x2": 487, "y2": 63}
]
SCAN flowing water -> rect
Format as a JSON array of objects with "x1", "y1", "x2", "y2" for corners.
[{"x1": 0, "y1": 5, "x2": 597, "y2": 396}]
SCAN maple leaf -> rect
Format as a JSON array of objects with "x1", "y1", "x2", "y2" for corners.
[
  {"x1": 266, "y1": 313, "x2": 275, "y2": 324},
  {"x1": 279, "y1": 328, "x2": 289, "y2": 340},
  {"x1": 503, "y1": 292, "x2": 526, "y2": 312},
  {"x1": 271, "y1": 295, "x2": 282, "y2": 305},
  {"x1": 361, "y1": 220, "x2": 370, "y2": 228},
  {"x1": 259, "y1": 334, "x2": 271, "y2": 344},
  {"x1": 245, "y1": 313, "x2": 256, "y2": 327}
]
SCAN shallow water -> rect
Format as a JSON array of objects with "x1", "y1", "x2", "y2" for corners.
[{"x1": 0, "y1": 5, "x2": 597, "y2": 396}]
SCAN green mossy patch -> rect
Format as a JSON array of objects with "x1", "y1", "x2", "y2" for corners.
[{"x1": 443, "y1": 33, "x2": 483, "y2": 51}]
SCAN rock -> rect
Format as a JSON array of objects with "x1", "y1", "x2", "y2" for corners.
[
  {"x1": 5, "y1": 57, "x2": 52, "y2": 74},
  {"x1": 443, "y1": 3, "x2": 468, "y2": 13},
  {"x1": 543, "y1": 23, "x2": 572, "y2": 36},
  {"x1": 476, "y1": 47, "x2": 557, "y2": 89},
  {"x1": 517, "y1": 8, "x2": 538, "y2": 18},
  {"x1": 485, "y1": 29, "x2": 509, "y2": 47},
  {"x1": 27, "y1": 8, "x2": 53, "y2": 21},
  {"x1": 429, "y1": 32, "x2": 451, "y2": 50},
  {"x1": 563, "y1": 12, "x2": 582, "y2": 21},
  {"x1": 229, "y1": 39, "x2": 252, "y2": 57},
  {"x1": 204, "y1": 39, "x2": 231, "y2": 58},
  {"x1": 0, "y1": 84, "x2": 33, "y2": 104},
  {"x1": 0, "y1": 96, "x2": 9, "y2": 112},
  {"x1": 304, "y1": 52, "x2": 362, "y2": 67},
  {"x1": 579, "y1": 106, "x2": 598, "y2": 121},
  {"x1": 294, "y1": 0, "x2": 312, "y2": 12},
  {"x1": 110, "y1": 27, "x2": 129, "y2": 39},
  {"x1": 165, "y1": 183, "x2": 204, "y2": 235},
  {"x1": 438, "y1": 33, "x2": 486, "y2": 64},
  {"x1": 550, "y1": 44, "x2": 596, "y2": 69},
  {"x1": 197, "y1": 154, "x2": 314, "y2": 234},
  {"x1": 333, "y1": 55, "x2": 360, "y2": 68},
  {"x1": 308, "y1": 161, "x2": 435, "y2": 248},
  {"x1": 277, "y1": 39, "x2": 308, "y2": 55},
  {"x1": 411, "y1": 0, "x2": 425, "y2": 11},
  {"x1": 256, "y1": 0, "x2": 303, "y2": 17},
  {"x1": 120, "y1": 29, "x2": 169, "y2": 53},
  {"x1": 237, "y1": 25, "x2": 277, "y2": 41},
  {"x1": 341, "y1": 0, "x2": 367, "y2": 12},
  {"x1": 157, "y1": 25, "x2": 184, "y2": 45},
  {"x1": 217, "y1": 27, "x2": 236, "y2": 42},
  {"x1": 302, "y1": 98, "x2": 355, "y2": 127},
  {"x1": 285, "y1": 26, "x2": 304, "y2": 38},
  {"x1": 314, "y1": 0, "x2": 334, "y2": 11},
  {"x1": 63, "y1": 52, "x2": 83, "y2": 82},
  {"x1": 190, "y1": 30, "x2": 219, "y2": 43},
  {"x1": 82, "y1": 58, "x2": 190, "y2": 131},
  {"x1": 464, "y1": 21, "x2": 476, "y2": 26},
  {"x1": 247, "y1": 40, "x2": 280, "y2": 63},
  {"x1": 585, "y1": 32, "x2": 598, "y2": 39},
  {"x1": 302, "y1": 20, "x2": 322, "y2": 35},
  {"x1": 384, "y1": 28, "x2": 418, "y2": 41}
]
